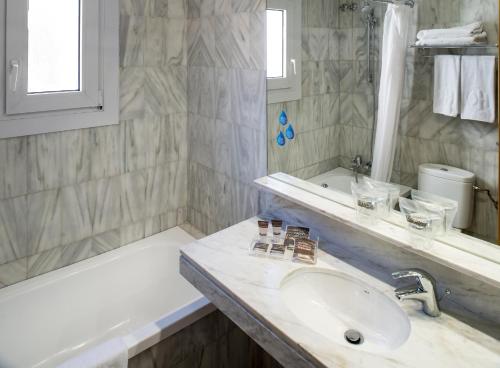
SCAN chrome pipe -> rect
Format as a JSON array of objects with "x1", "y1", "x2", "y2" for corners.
[
  {"x1": 370, "y1": 0, "x2": 415, "y2": 8},
  {"x1": 367, "y1": 18, "x2": 373, "y2": 84},
  {"x1": 360, "y1": 1, "x2": 377, "y2": 164}
]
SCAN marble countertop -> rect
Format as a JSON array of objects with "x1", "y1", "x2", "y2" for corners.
[{"x1": 180, "y1": 218, "x2": 500, "y2": 368}]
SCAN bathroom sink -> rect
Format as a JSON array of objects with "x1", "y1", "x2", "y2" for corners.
[{"x1": 280, "y1": 268, "x2": 411, "y2": 352}]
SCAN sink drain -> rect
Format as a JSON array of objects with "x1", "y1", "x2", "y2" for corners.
[
  {"x1": 321, "y1": 183, "x2": 329, "y2": 188},
  {"x1": 344, "y1": 329, "x2": 363, "y2": 345}
]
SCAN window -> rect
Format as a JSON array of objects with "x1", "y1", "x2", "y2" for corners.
[
  {"x1": 267, "y1": 9, "x2": 285, "y2": 79},
  {"x1": 28, "y1": 0, "x2": 81, "y2": 94},
  {"x1": 267, "y1": 0, "x2": 301, "y2": 104},
  {"x1": 0, "y1": 0, "x2": 119, "y2": 138}
]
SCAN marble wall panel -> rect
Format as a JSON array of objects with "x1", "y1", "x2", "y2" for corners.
[
  {"x1": 232, "y1": 0, "x2": 265, "y2": 14},
  {"x1": 0, "y1": 0, "x2": 190, "y2": 287},
  {"x1": 187, "y1": 18, "x2": 216, "y2": 67},
  {"x1": 303, "y1": 28, "x2": 330, "y2": 62},
  {"x1": 268, "y1": 1, "x2": 344, "y2": 179},
  {"x1": 186, "y1": 0, "x2": 268, "y2": 236},
  {"x1": 145, "y1": 17, "x2": 187, "y2": 66},
  {"x1": 0, "y1": 196, "x2": 28, "y2": 264},
  {"x1": 120, "y1": 67, "x2": 146, "y2": 120},
  {"x1": 120, "y1": 15, "x2": 146, "y2": 67},
  {"x1": 0, "y1": 258, "x2": 26, "y2": 288},
  {"x1": 0, "y1": 137, "x2": 27, "y2": 200},
  {"x1": 121, "y1": 0, "x2": 147, "y2": 16},
  {"x1": 89, "y1": 125, "x2": 124, "y2": 180},
  {"x1": 145, "y1": 66, "x2": 187, "y2": 115}
]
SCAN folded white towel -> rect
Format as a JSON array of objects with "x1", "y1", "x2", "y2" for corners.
[
  {"x1": 415, "y1": 32, "x2": 488, "y2": 47},
  {"x1": 433, "y1": 55, "x2": 461, "y2": 117},
  {"x1": 417, "y1": 22, "x2": 483, "y2": 40},
  {"x1": 461, "y1": 55, "x2": 496, "y2": 123},
  {"x1": 58, "y1": 338, "x2": 128, "y2": 368}
]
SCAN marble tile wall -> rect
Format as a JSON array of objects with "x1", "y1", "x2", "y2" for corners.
[
  {"x1": 268, "y1": 0, "x2": 498, "y2": 241},
  {"x1": 0, "y1": 0, "x2": 189, "y2": 287},
  {"x1": 186, "y1": 0, "x2": 268, "y2": 234},
  {"x1": 397, "y1": 0, "x2": 499, "y2": 241},
  {"x1": 267, "y1": 0, "x2": 381, "y2": 179},
  {"x1": 128, "y1": 310, "x2": 283, "y2": 368},
  {"x1": 267, "y1": 0, "x2": 338, "y2": 178}
]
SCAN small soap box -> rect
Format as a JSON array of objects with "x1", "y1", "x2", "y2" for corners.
[
  {"x1": 249, "y1": 236, "x2": 292, "y2": 260},
  {"x1": 250, "y1": 220, "x2": 318, "y2": 264},
  {"x1": 292, "y1": 237, "x2": 318, "y2": 265}
]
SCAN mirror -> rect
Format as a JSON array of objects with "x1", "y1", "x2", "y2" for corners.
[{"x1": 266, "y1": 0, "x2": 499, "y2": 246}]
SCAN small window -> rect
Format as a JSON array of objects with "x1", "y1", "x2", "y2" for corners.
[
  {"x1": 267, "y1": 9, "x2": 285, "y2": 79},
  {"x1": 27, "y1": 0, "x2": 81, "y2": 94},
  {"x1": 0, "y1": 0, "x2": 119, "y2": 138},
  {"x1": 267, "y1": 0, "x2": 301, "y2": 104}
]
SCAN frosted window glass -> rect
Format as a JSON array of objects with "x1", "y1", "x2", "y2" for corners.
[
  {"x1": 267, "y1": 9, "x2": 285, "y2": 79},
  {"x1": 28, "y1": 0, "x2": 80, "y2": 93}
]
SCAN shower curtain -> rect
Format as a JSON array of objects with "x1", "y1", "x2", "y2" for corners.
[{"x1": 370, "y1": 3, "x2": 412, "y2": 182}]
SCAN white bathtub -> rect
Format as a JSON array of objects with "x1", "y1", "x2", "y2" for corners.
[
  {"x1": 309, "y1": 167, "x2": 411, "y2": 198},
  {"x1": 0, "y1": 227, "x2": 214, "y2": 368}
]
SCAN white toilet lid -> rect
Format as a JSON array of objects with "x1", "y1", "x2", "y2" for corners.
[{"x1": 419, "y1": 164, "x2": 475, "y2": 183}]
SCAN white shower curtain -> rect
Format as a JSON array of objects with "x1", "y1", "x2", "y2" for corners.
[{"x1": 371, "y1": 3, "x2": 412, "y2": 182}]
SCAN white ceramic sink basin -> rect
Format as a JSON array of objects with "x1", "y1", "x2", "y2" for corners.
[{"x1": 280, "y1": 268, "x2": 411, "y2": 352}]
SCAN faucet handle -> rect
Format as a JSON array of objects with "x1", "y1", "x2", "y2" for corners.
[
  {"x1": 392, "y1": 268, "x2": 436, "y2": 291},
  {"x1": 351, "y1": 155, "x2": 362, "y2": 167}
]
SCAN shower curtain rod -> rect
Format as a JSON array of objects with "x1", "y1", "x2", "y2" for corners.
[{"x1": 371, "y1": 0, "x2": 415, "y2": 8}]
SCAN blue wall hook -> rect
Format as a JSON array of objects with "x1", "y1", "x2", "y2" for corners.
[
  {"x1": 276, "y1": 130, "x2": 286, "y2": 146},
  {"x1": 279, "y1": 111, "x2": 288, "y2": 126},
  {"x1": 285, "y1": 124, "x2": 295, "y2": 140}
]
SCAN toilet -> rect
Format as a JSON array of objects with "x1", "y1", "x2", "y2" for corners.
[{"x1": 418, "y1": 164, "x2": 475, "y2": 229}]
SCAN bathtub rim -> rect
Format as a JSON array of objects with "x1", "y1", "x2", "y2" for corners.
[
  {"x1": 0, "y1": 227, "x2": 216, "y2": 365},
  {"x1": 0, "y1": 228, "x2": 193, "y2": 301},
  {"x1": 124, "y1": 296, "x2": 215, "y2": 359}
]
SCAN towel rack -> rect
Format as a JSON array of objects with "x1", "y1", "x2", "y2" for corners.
[
  {"x1": 408, "y1": 44, "x2": 498, "y2": 59},
  {"x1": 409, "y1": 44, "x2": 498, "y2": 49}
]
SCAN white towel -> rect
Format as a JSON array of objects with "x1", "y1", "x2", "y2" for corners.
[
  {"x1": 415, "y1": 32, "x2": 488, "y2": 47},
  {"x1": 58, "y1": 338, "x2": 128, "y2": 368},
  {"x1": 417, "y1": 22, "x2": 483, "y2": 40},
  {"x1": 433, "y1": 55, "x2": 461, "y2": 117},
  {"x1": 461, "y1": 55, "x2": 496, "y2": 123}
]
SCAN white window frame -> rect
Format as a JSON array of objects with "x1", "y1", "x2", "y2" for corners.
[
  {"x1": 0, "y1": 0, "x2": 119, "y2": 138},
  {"x1": 267, "y1": 0, "x2": 301, "y2": 104}
]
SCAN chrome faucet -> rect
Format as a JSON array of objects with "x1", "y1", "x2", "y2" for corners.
[
  {"x1": 392, "y1": 269, "x2": 441, "y2": 317},
  {"x1": 351, "y1": 155, "x2": 363, "y2": 183}
]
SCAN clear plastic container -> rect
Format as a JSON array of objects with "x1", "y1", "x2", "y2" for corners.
[
  {"x1": 363, "y1": 177, "x2": 400, "y2": 209},
  {"x1": 249, "y1": 237, "x2": 270, "y2": 257},
  {"x1": 269, "y1": 238, "x2": 288, "y2": 260},
  {"x1": 411, "y1": 190, "x2": 458, "y2": 233},
  {"x1": 249, "y1": 236, "x2": 290, "y2": 260},
  {"x1": 399, "y1": 197, "x2": 446, "y2": 239},
  {"x1": 284, "y1": 225, "x2": 310, "y2": 251},
  {"x1": 292, "y1": 237, "x2": 318, "y2": 265},
  {"x1": 351, "y1": 181, "x2": 391, "y2": 223}
]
